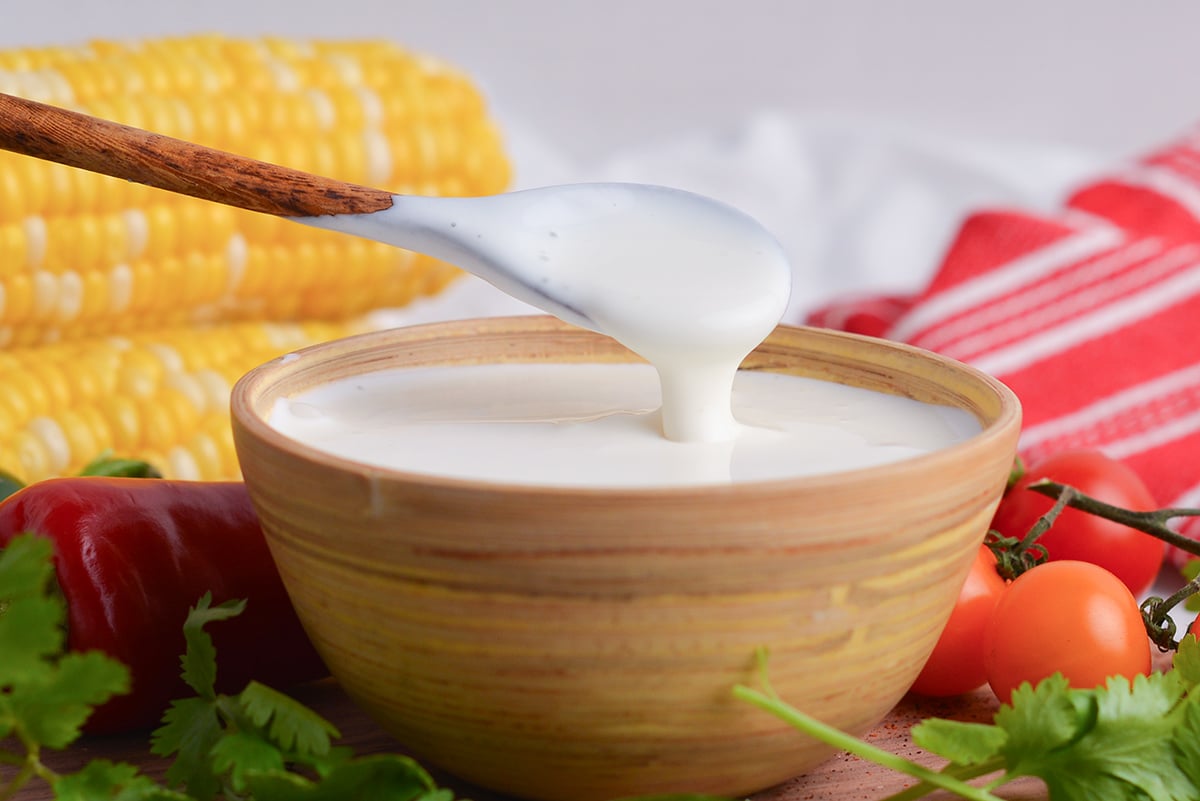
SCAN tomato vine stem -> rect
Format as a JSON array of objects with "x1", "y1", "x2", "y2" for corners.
[
  {"x1": 1139, "y1": 582, "x2": 1198, "y2": 651},
  {"x1": 985, "y1": 485, "x2": 1075, "y2": 580},
  {"x1": 1028, "y1": 480, "x2": 1200, "y2": 557}
]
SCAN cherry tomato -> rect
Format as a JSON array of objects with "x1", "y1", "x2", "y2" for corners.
[
  {"x1": 910, "y1": 545, "x2": 1006, "y2": 697},
  {"x1": 991, "y1": 450, "x2": 1163, "y2": 596},
  {"x1": 984, "y1": 560, "x2": 1150, "y2": 703}
]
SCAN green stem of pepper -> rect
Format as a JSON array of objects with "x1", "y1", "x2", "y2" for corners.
[
  {"x1": 0, "y1": 470, "x2": 24, "y2": 505},
  {"x1": 0, "y1": 452, "x2": 161, "y2": 505},
  {"x1": 77, "y1": 451, "x2": 162, "y2": 479}
]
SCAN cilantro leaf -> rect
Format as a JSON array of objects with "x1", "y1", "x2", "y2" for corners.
[
  {"x1": 151, "y1": 696, "x2": 224, "y2": 800},
  {"x1": 414, "y1": 790, "x2": 460, "y2": 801},
  {"x1": 1174, "y1": 696, "x2": 1200, "y2": 788},
  {"x1": 999, "y1": 673, "x2": 1193, "y2": 801},
  {"x1": 8, "y1": 650, "x2": 129, "y2": 748},
  {"x1": 52, "y1": 760, "x2": 189, "y2": 801},
  {"x1": 0, "y1": 594, "x2": 63, "y2": 685},
  {"x1": 0, "y1": 531, "x2": 54, "y2": 595},
  {"x1": 0, "y1": 533, "x2": 183, "y2": 800},
  {"x1": 0, "y1": 535, "x2": 64, "y2": 685},
  {"x1": 912, "y1": 717, "x2": 1008, "y2": 765},
  {"x1": 0, "y1": 695, "x2": 14, "y2": 740},
  {"x1": 238, "y1": 680, "x2": 340, "y2": 758},
  {"x1": 306, "y1": 745, "x2": 355, "y2": 780},
  {"x1": 243, "y1": 753, "x2": 438, "y2": 801},
  {"x1": 992, "y1": 674, "x2": 1090, "y2": 764},
  {"x1": 179, "y1": 592, "x2": 246, "y2": 700},
  {"x1": 241, "y1": 770, "x2": 312, "y2": 798},
  {"x1": 1174, "y1": 635, "x2": 1200, "y2": 690},
  {"x1": 601, "y1": 796, "x2": 728, "y2": 801},
  {"x1": 211, "y1": 730, "x2": 287, "y2": 792}
]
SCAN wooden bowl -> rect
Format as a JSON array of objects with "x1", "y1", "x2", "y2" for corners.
[{"x1": 230, "y1": 316, "x2": 1021, "y2": 801}]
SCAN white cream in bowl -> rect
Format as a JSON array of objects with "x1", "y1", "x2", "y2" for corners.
[{"x1": 269, "y1": 362, "x2": 980, "y2": 488}]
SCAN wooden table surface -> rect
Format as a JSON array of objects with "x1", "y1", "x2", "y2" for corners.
[{"x1": 9, "y1": 681, "x2": 1047, "y2": 801}]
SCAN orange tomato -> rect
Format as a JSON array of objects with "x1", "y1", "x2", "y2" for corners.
[
  {"x1": 910, "y1": 545, "x2": 1006, "y2": 697},
  {"x1": 983, "y1": 560, "x2": 1150, "y2": 703}
]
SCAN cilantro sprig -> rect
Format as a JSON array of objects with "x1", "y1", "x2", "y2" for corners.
[
  {"x1": 0, "y1": 534, "x2": 139, "y2": 800},
  {"x1": 0, "y1": 533, "x2": 456, "y2": 801},
  {"x1": 736, "y1": 642, "x2": 1200, "y2": 801}
]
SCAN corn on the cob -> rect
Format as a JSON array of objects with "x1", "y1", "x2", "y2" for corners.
[
  {"x1": 0, "y1": 35, "x2": 512, "y2": 480},
  {"x1": 0, "y1": 35, "x2": 511, "y2": 347},
  {"x1": 0, "y1": 319, "x2": 362, "y2": 483}
]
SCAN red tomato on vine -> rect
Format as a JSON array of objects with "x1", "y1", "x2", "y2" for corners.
[
  {"x1": 910, "y1": 545, "x2": 1006, "y2": 697},
  {"x1": 990, "y1": 450, "x2": 1163, "y2": 596},
  {"x1": 984, "y1": 560, "x2": 1150, "y2": 703}
]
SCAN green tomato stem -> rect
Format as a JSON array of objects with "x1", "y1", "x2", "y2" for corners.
[
  {"x1": 988, "y1": 485, "x2": 1076, "y2": 580},
  {"x1": 1016, "y1": 485, "x2": 1075, "y2": 553},
  {"x1": 731, "y1": 685, "x2": 1008, "y2": 801},
  {"x1": 1140, "y1": 574, "x2": 1200, "y2": 651},
  {"x1": 1155, "y1": 577, "x2": 1200, "y2": 614}
]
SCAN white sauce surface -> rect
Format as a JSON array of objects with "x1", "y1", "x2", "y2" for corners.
[{"x1": 270, "y1": 363, "x2": 980, "y2": 488}]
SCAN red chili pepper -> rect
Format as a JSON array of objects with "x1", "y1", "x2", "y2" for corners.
[{"x1": 0, "y1": 476, "x2": 327, "y2": 733}]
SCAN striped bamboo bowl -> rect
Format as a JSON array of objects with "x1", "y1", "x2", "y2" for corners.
[{"x1": 230, "y1": 315, "x2": 1021, "y2": 801}]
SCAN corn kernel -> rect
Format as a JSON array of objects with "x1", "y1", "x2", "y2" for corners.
[
  {"x1": 25, "y1": 417, "x2": 70, "y2": 474},
  {"x1": 12, "y1": 429, "x2": 52, "y2": 482},
  {"x1": 117, "y1": 348, "x2": 164, "y2": 397},
  {"x1": 166, "y1": 446, "x2": 201, "y2": 481},
  {"x1": 55, "y1": 408, "x2": 102, "y2": 467},
  {"x1": 99, "y1": 395, "x2": 141, "y2": 451}
]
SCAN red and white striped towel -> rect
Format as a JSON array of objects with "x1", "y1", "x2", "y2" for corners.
[{"x1": 807, "y1": 128, "x2": 1200, "y2": 562}]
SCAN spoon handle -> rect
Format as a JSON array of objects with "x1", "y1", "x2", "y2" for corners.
[{"x1": 0, "y1": 91, "x2": 395, "y2": 217}]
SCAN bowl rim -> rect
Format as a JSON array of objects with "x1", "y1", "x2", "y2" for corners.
[{"x1": 230, "y1": 315, "x2": 1022, "y2": 498}]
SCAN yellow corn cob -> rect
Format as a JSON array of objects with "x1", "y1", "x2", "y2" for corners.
[
  {"x1": 0, "y1": 318, "x2": 362, "y2": 483},
  {"x1": 0, "y1": 35, "x2": 512, "y2": 347},
  {"x1": 0, "y1": 35, "x2": 512, "y2": 481}
]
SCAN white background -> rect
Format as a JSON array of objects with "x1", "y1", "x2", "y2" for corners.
[{"x1": 3, "y1": 0, "x2": 1200, "y2": 164}]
